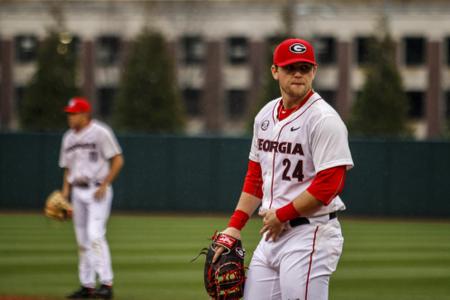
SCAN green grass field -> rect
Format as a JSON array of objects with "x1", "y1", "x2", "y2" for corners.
[{"x1": 0, "y1": 213, "x2": 450, "y2": 300}]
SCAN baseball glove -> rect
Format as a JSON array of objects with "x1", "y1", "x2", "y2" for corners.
[
  {"x1": 203, "y1": 232, "x2": 246, "y2": 299},
  {"x1": 44, "y1": 190, "x2": 72, "y2": 221}
]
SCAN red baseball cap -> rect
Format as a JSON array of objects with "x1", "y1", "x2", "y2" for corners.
[
  {"x1": 273, "y1": 38, "x2": 317, "y2": 67},
  {"x1": 64, "y1": 97, "x2": 91, "y2": 113}
]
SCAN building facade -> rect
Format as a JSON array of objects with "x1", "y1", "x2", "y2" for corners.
[{"x1": 1, "y1": 0, "x2": 450, "y2": 137}]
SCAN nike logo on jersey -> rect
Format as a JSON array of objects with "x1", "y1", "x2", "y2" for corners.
[
  {"x1": 258, "y1": 139, "x2": 304, "y2": 155},
  {"x1": 290, "y1": 126, "x2": 301, "y2": 132}
]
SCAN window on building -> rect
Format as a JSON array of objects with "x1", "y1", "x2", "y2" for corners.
[
  {"x1": 96, "y1": 35, "x2": 121, "y2": 66},
  {"x1": 265, "y1": 35, "x2": 288, "y2": 61},
  {"x1": 15, "y1": 35, "x2": 38, "y2": 63},
  {"x1": 316, "y1": 89, "x2": 336, "y2": 107},
  {"x1": 446, "y1": 91, "x2": 450, "y2": 118},
  {"x1": 406, "y1": 91, "x2": 424, "y2": 118},
  {"x1": 355, "y1": 36, "x2": 375, "y2": 65},
  {"x1": 404, "y1": 37, "x2": 426, "y2": 66},
  {"x1": 227, "y1": 37, "x2": 249, "y2": 65},
  {"x1": 355, "y1": 90, "x2": 363, "y2": 104},
  {"x1": 68, "y1": 35, "x2": 81, "y2": 57},
  {"x1": 182, "y1": 36, "x2": 205, "y2": 65},
  {"x1": 266, "y1": 36, "x2": 285, "y2": 51},
  {"x1": 182, "y1": 88, "x2": 202, "y2": 116},
  {"x1": 314, "y1": 36, "x2": 336, "y2": 65},
  {"x1": 446, "y1": 37, "x2": 450, "y2": 66},
  {"x1": 97, "y1": 87, "x2": 117, "y2": 119},
  {"x1": 15, "y1": 86, "x2": 26, "y2": 111},
  {"x1": 227, "y1": 89, "x2": 247, "y2": 119}
]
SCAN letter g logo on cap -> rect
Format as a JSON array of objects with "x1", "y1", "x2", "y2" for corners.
[{"x1": 289, "y1": 43, "x2": 307, "y2": 54}]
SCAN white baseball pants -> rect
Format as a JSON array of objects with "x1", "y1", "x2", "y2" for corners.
[
  {"x1": 71, "y1": 186, "x2": 113, "y2": 288},
  {"x1": 244, "y1": 216, "x2": 343, "y2": 300}
]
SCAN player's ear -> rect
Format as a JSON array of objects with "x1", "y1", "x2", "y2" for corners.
[
  {"x1": 271, "y1": 65, "x2": 279, "y2": 80},
  {"x1": 311, "y1": 65, "x2": 318, "y2": 80}
]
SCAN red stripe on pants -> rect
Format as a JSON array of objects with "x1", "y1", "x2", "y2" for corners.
[{"x1": 305, "y1": 226, "x2": 319, "y2": 300}]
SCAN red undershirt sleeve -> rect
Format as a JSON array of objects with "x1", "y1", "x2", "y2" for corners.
[
  {"x1": 306, "y1": 165, "x2": 347, "y2": 206},
  {"x1": 242, "y1": 160, "x2": 263, "y2": 199}
]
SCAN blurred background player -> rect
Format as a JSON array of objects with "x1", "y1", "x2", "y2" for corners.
[
  {"x1": 59, "y1": 97, "x2": 124, "y2": 299},
  {"x1": 213, "y1": 38, "x2": 354, "y2": 300}
]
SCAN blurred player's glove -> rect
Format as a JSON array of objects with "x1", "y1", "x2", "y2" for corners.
[
  {"x1": 44, "y1": 190, "x2": 72, "y2": 221},
  {"x1": 203, "y1": 232, "x2": 246, "y2": 299}
]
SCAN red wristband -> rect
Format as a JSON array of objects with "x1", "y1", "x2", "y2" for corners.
[
  {"x1": 227, "y1": 209, "x2": 250, "y2": 230},
  {"x1": 276, "y1": 202, "x2": 300, "y2": 223}
]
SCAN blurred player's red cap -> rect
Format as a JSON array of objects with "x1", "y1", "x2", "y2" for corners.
[
  {"x1": 64, "y1": 97, "x2": 91, "y2": 113},
  {"x1": 273, "y1": 38, "x2": 317, "y2": 67}
]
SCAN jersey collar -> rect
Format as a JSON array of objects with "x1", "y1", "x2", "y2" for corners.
[
  {"x1": 274, "y1": 90, "x2": 315, "y2": 123},
  {"x1": 73, "y1": 120, "x2": 94, "y2": 136}
]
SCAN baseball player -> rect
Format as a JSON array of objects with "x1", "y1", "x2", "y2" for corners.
[
  {"x1": 59, "y1": 97, "x2": 124, "y2": 299},
  {"x1": 213, "y1": 38, "x2": 354, "y2": 300}
]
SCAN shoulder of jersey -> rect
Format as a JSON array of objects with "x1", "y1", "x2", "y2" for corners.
[
  {"x1": 309, "y1": 93, "x2": 340, "y2": 117},
  {"x1": 91, "y1": 120, "x2": 109, "y2": 130},
  {"x1": 255, "y1": 97, "x2": 281, "y2": 121},
  {"x1": 63, "y1": 128, "x2": 75, "y2": 140},
  {"x1": 92, "y1": 120, "x2": 117, "y2": 136}
]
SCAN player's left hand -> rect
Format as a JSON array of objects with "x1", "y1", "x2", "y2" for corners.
[
  {"x1": 259, "y1": 209, "x2": 285, "y2": 242},
  {"x1": 94, "y1": 184, "x2": 107, "y2": 200},
  {"x1": 212, "y1": 227, "x2": 241, "y2": 263}
]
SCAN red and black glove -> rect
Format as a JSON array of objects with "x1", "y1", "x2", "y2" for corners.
[{"x1": 204, "y1": 232, "x2": 246, "y2": 299}]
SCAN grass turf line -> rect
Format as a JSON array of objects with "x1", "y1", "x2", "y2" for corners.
[{"x1": 0, "y1": 214, "x2": 449, "y2": 300}]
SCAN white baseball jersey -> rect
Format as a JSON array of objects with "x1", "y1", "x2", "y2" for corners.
[
  {"x1": 250, "y1": 92, "x2": 354, "y2": 216},
  {"x1": 59, "y1": 120, "x2": 122, "y2": 185}
]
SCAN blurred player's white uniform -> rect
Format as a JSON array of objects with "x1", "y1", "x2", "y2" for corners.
[{"x1": 59, "y1": 120, "x2": 122, "y2": 288}]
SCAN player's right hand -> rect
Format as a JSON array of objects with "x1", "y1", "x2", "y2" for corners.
[
  {"x1": 94, "y1": 184, "x2": 107, "y2": 201},
  {"x1": 259, "y1": 209, "x2": 285, "y2": 242},
  {"x1": 212, "y1": 227, "x2": 241, "y2": 263}
]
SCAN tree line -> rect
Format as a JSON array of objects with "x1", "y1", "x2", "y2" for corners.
[
  {"x1": 20, "y1": 29, "x2": 184, "y2": 134},
  {"x1": 19, "y1": 27, "x2": 448, "y2": 138}
]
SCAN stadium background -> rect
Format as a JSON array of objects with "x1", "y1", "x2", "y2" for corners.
[{"x1": 1, "y1": 0, "x2": 450, "y2": 137}]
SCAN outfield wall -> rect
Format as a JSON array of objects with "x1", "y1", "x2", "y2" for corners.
[{"x1": 1, "y1": 133, "x2": 449, "y2": 217}]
